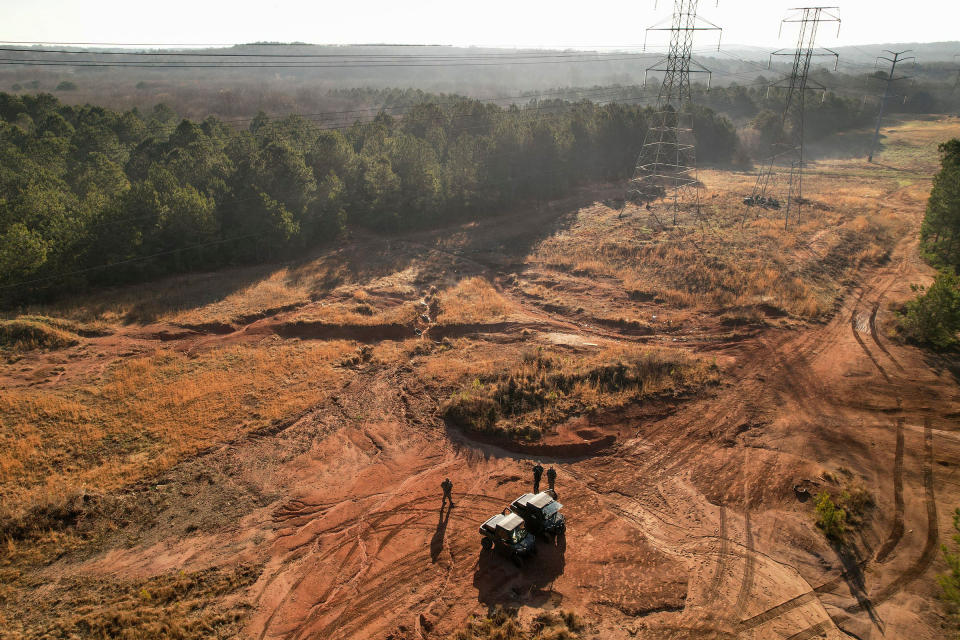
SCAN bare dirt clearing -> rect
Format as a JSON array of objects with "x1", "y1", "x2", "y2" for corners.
[{"x1": 2, "y1": 117, "x2": 960, "y2": 639}]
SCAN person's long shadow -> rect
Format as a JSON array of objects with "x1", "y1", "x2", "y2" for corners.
[
  {"x1": 430, "y1": 501, "x2": 452, "y2": 563},
  {"x1": 836, "y1": 542, "x2": 882, "y2": 630}
]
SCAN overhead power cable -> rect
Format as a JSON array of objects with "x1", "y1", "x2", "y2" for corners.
[
  {"x1": 0, "y1": 47, "x2": 657, "y2": 60},
  {"x1": 0, "y1": 56, "x2": 652, "y2": 69}
]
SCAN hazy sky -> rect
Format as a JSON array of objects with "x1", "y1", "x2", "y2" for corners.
[{"x1": 1, "y1": 1, "x2": 958, "y2": 50}]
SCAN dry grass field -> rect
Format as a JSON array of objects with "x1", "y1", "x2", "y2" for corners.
[
  {"x1": 1, "y1": 116, "x2": 959, "y2": 639},
  {"x1": 440, "y1": 343, "x2": 718, "y2": 441}
]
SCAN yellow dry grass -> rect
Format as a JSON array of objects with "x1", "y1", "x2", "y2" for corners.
[
  {"x1": 436, "y1": 277, "x2": 511, "y2": 324},
  {"x1": 8, "y1": 242, "x2": 359, "y2": 327},
  {"x1": 528, "y1": 164, "x2": 916, "y2": 321},
  {"x1": 0, "y1": 340, "x2": 352, "y2": 518},
  {"x1": 168, "y1": 269, "x2": 311, "y2": 326},
  {"x1": 438, "y1": 341, "x2": 719, "y2": 439},
  {"x1": 290, "y1": 299, "x2": 419, "y2": 326},
  {"x1": 524, "y1": 118, "x2": 960, "y2": 326}
]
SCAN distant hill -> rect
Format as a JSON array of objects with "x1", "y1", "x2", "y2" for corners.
[
  {"x1": 714, "y1": 41, "x2": 959, "y2": 64},
  {"x1": 0, "y1": 42, "x2": 955, "y2": 119}
]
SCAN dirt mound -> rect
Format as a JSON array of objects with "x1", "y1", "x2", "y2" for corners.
[
  {"x1": 175, "y1": 321, "x2": 236, "y2": 335},
  {"x1": 431, "y1": 321, "x2": 548, "y2": 339},
  {"x1": 271, "y1": 320, "x2": 413, "y2": 342},
  {"x1": 0, "y1": 317, "x2": 81, "y2": 351}
]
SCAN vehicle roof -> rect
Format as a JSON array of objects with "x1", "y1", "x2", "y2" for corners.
[
  {"x1": 482, "y1": 514, "x2": 504, "y2": 530},
  {"x1": 513, "y1": 492, "x2": 555, "y2": 510},
  {"x1": 512, "y1": 493, "x2": 535, "y2": 508},
  {"x1": 496, "y1": 512, "x2": 525, "y2": 532},
  {"x1": 528, "y1": 492, "x2": 555, "y2": 509}
]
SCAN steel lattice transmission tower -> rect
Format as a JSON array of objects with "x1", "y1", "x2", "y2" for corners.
[
  {"x1": 624, "y1": 0, "x2": 721, "y2": 226},
  {"x1": 867, "y1": 50, "x2": 915, "y2": 162},
  {"x1": 746, "y1": 6, "x2": 840, "y2": 228}
]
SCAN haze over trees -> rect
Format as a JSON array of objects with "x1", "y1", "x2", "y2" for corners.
[
  {"x1": 0, "y1": 54, "x2": 951, "y2": 307},
  {"x1": 0, "y1": 91, "x2": 747, "y2": 303},
  {"x1": 3, "y1": 44, "x2": 958, "y2": 121}
]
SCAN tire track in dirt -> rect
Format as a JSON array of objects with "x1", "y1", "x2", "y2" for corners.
[
  {"x1": 843, "y1": 418, "x2": 938, "y2": 613},
  {"x1": 850, "y1": 307, "x2": 891, "y2": 383},
  {"x1": 302, "y1": 546, "x2": 438, "y2": 640},
  {"x1": 284, "y1": 520, "x2": 451, "y2": 639},
  {"x1": 257, "y1": 497, "x2": 440, "y2": 637},
  {"x1": 257, "y1": 483, "x2": 508, "y2": 640},
  {"x1": 734, "y1": 510, "x2": 756, "y2": 618},
  {"x1": 875, "y1": 417, "x2": 905, "y2": 564},
  {"x1": 785, "y1": 619, "x2": 834, "y2": 640},
  {"x1": 735, "y1": 561, "x2": 866, "y2": 632},
  {"x1": 778, "y1": 419, "x2": 938, "y2": 638},
  {"x1": 308, "y1": 511, "x2": 486, "y2": 639},
  {"x1": 869, "y1": 302, "x2": 905, "y2": 372},
  {"x1": 736, "y1": 591, "x2": 819, "y2": 631},
  {"x1": 703, "y1": 505, "x2": 729, "y2": 606},
  {"x1": 257, "y1": 539, "x2": 363, "y2": 640}
]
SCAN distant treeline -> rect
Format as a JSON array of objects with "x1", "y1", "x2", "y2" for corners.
[
  {"x1": 3, "y1": 44, "x2": 959, "y2": 121},
  {"x1": 0, "y1": 91, "x2": 746, "y2": 303}
]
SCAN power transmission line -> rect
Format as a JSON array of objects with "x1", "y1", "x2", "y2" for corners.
[
  {"x1": 867, "y1": 50, "x2": 915, "y2": 162},
  {"x1": 0, "y1": 55, "x2": 651, "y2": 69},
  {"x1": 0, "y1": 46, "x2": 659, "y2": 60},
  {"x1": 745, "y1": 6, "x2": 840, "y2": 229},
  {"x1": 623, "y1": 0, "x2": 722, "y2": 227}
]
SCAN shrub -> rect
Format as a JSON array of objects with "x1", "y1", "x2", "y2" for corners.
[
  {"x1": 55, "y1": 80, "x2": 77, "y2": 91},
  {"x1": 443, "y1": 393, "x2": 499, "y2": 432},
  {"x1": 451, "y1": 606, "x2": 582, "y2": 640},
  {"x1": 442, "y1": 348, "x2": 715, "y2": 441},
  {"x1": 898, "y1": 271, "x2": 960, "y2": 350},
  {"x1": 815, "y1": 491, "x2": 847, "y2": 543}
]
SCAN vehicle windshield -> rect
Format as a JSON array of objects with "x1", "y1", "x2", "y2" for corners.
[
  {"x1": 542, "y1": 502, "x2": 561, "y2": 520},
  {"x1": 511, "y1": 526, "x2": 527, "y2": 544}
]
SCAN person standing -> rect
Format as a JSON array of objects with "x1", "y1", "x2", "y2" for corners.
[
  {"x1": 532, "y1": 462, "x2": 544, "y2": 493},
  {"x1": 546, "y1": 467, "x2": 557, "y2": 492},
  {"x1": 441, "y1": 477, "x2": 454, "y2": 507}
]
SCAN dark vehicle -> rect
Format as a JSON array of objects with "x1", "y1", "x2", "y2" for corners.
[
  {"x1": 510, "y1": 491, "x2": 566, "y2": 540},
  {"x1": 479, "y1": 512, "x2": 537, "y2": 566}
]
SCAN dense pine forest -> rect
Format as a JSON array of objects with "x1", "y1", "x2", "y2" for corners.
[{"x1": 0, "y1": 83, "x2": 913, "y2": 304}]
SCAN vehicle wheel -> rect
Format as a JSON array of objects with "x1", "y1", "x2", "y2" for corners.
[{"x1": 481, "y1": 537, "x2": 493, "y2": 550}]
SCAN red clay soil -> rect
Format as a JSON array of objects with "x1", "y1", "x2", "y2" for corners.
[
  {"x1": 64, "y1": 228, "x2": 959, "y2": 640},
  {"x1": 8, "y1": 174, "x2": 960, "y2": 639}
]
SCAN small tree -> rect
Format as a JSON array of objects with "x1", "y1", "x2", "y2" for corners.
[
  {"x1": 940, "y1": 508, "x2": 960, "y2": 631},
  {"x1": 899, "y1": 271, "x2": 960, "y2": 350},
  {"x1": 815, "y1": 491, "x2": 847, "y2": 543},
  {"x1": 920, "y1": 140, "x2": 960, "y2": 270}
]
